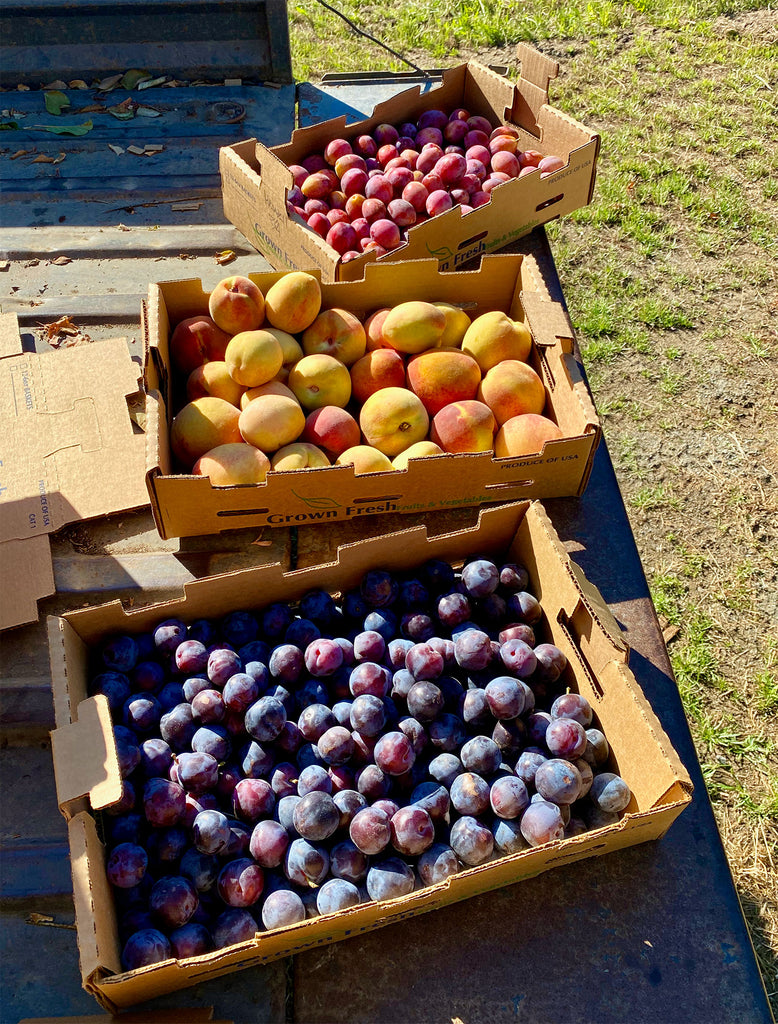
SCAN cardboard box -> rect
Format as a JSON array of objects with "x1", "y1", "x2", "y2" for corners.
[
  {"x1": 144, "y1": 253, "x2": 601, "y2": 540},
  {"x1": 220, "y1": 45, "x2": 600, "y2": 282},
  {"x1": 0, "y1": 315, "x2": 150, "y2": 630},
  {"x1": 49, "y1": 500, "x2": 693, "y2": 1012}
]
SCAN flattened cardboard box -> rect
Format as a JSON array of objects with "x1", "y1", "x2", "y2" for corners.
[
  {"x1": 144, "y1": 252, "x2": 601, "y2": 540},
  {"x1": 0, "y1": 315, "x2": 150, "y2": 631},
  {"x1": 49, "y1": 500, "x2": 692, "y2": 1013},
  {"x1": 220, "y1": 45, "x2": 599, "y2": 282}
]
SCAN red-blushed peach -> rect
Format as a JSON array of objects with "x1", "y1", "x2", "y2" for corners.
[
  {"x1": 461, "y1": 311, "x2": 532, "y2": 372},
  {"x1": 359, "y1": 387, "x2": 430, "y2": 457},
  {"x1": 381, "y1": 301, "x2": 447, "y2": 354},
  {"x1": 335, "y1": 445, "x2": 396, "y2": 474},
  {"x1": 238, "y1": 393, "x2": 306, "y2": 453},
  {"x1": 494, "y1": 413, "x2": 564, "y2": 458},
  {"x1": 478, "y1": 359, "x2": 547, "y2": 425},
  {"x1": 263, "y1": 271, "x2": 322, "y2": 334},
  {"x1": 225, "y1": 329, "x2": 284, "y2": 387},
  {"x1": 171, "y1": 397, "x2": 243, "y2": 469},
  {"x1": 430, "y1": 399, "x2": 496, "y2": 454},
  {"x1": 350, "y1": 348, "x2": 406, "y2": 404},
  {"x1": 406, "y1": 347, "x2": 481, "y2": 416},
  {"x1": 240, "y1": 380, "x2": 297, "y2": 410},
  {"x1": 364, "y1": 308, "x2": 392, "y2": 350},
  {"x1": 192, "y1": 443, "x2": 271, "y2": 485},
  {"x1": 271, "y1": 442, "x2": 331, "y2": 471},
  {"x1": 302, "y1": 308, "x2": 367, "y2": 366},
  {"x1": 208, "y1": 276, "x2": 265, "y2": 335},
  {"x1": 287, "y1": 353, "x2": 352, "y2": 411},
  {"x1": 434, "y1": 302, "x2": 472, "y2": 348},
  {"x1": 301, "y1": 405, "x2": 361, "y2": 457},
  {"x1": 169, "y1": 315, "x2": 231, "y2": 375},
  {"x1": 186, "y1": 361, "x2": 246, "y2": 407},
  {"x1": 391, "y1": 440, "x2": 445, "y2": 470}
]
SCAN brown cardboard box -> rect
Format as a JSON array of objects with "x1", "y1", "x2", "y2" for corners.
[
  {"x1": 144, "y1": 253, "x2": 601, "y2": 540},
  {"x1": 0, "y1": 315, "x2": 150, "y2": 630},
  {"x1": 49, "y1": 500, "x2": 692, "y2": 1012},
  {"x1": 220, "y1": 46, "x2": 599, "y2": 282}
]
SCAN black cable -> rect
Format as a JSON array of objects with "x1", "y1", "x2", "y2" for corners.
[{"x1": 312, "y1": 0, "x2": 432, "y2": 77}]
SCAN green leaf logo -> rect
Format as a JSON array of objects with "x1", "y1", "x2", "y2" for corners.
[{"x1": 293, "y1": 490, "x2": 342, "y2": 510}]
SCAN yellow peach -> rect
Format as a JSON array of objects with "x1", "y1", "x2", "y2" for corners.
[
  {"x1": 192, "y1": 443, "x2": 271, "y2": 485},
  {"x1": 263, "y1": 271, "x2": 322, "y2": 334},
  {"x1": 271, "y1": 442, "x2": 331, "y2": 471},
  {"x1": 170, "y1": 396, "x2": 242, "y2": 469},
  {"x1": 359, "y1": 386, "x2": 430, "y2": 457},
  {"x1": 238, "y1": 393, "x2": 306, "y2": 452},
  {"x1": 494, "y1": 413, "x2": 564, "y2": 457},
  {"x1": 461, "y1": 311, "x2": 532, "y2": 372},
  {"x1": 225, "y1": 329, "x2": 284, "y2": 387},
  {"x1": 391, "y1": 441, "x2": 445, "y2": 470},
  {"x1": 336, "y1": 445, "x2": 396, "y2": 474}
]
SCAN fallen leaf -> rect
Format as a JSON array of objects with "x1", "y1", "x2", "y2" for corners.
[
  {"x1": 117, "y1": 224, "x2": 131, "y2": 231},
  {"x1": 10, "y1": 149, "x2": 29, "y2": 159},
  {"x1": 215, "y1": 250, "x2": 237, "y2": 265},
  {"x1": 97, "y1": 73, "x2": 123, "y2": 92},
  {"x1": 108, "y1": 144, "x2": 124, "y2": 155},
  {"x1": 77, "y1": 103, "x2": 107, "y2": 114},
  {"x1": 24, "y1": 259, "x2": 40, "y2": 267},
  {"x1": 26, "y1": 912, "x2": 77, "y2": 930},
  {"x1": 42, "y1": 315, "x2": 79, "y2": 338},
  {"x1": 44, "y1": 90, "x2": 70, "y2": 115},
  {"x1": 43, "y1": 80, "x2": 68, "y2": 91},
  {"x1": 144, "y1": 143, "x2": 164, "y2": 153},
  {"x1": 0, "y1": 122, "x2": 20, "y2": 131},
  {"x1": 121, "y1": 69, "x2": 151, "y2": 90},
  {"x1": 51, "y1": 255, "x2": 72, "y2": 265},
  {"x1": 109, "y1": 98, "x2": 135, "y2": 120},
  {"x1": 138, "y1": 76, "x2": 168, "y2": 90},
  {"x1": 31, "y1": 154, "x2": 56, "y2": 163},
  {"x1": 127, "y1": 145, "x2": 147, "y2": 155},
  {"x1": 53, "y1": 151, "x2": 66, "y2": 165},
  {"x1": 25, "y1": 120, "x2": 94, "y2": 136},
  {"x1": 178, "y1": 253, "x2": 197, "y2": 260},
  {"x1": 68, "y1": 80, "x2": 89, "y2": 90},
  {"x1": 135, "y1": 105, "x2": 162, "y2": 118},
  {"x1": 16, "y1": 84, "x2": 30, "y2": 92},
  {"x1": 0, "y1": 261, "x2": 9, "y2": 272}
]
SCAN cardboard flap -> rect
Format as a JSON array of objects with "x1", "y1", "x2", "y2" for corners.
[
  {"x1": 0, "y1": 534, "x2": 55, "y2": 631},
  {"x1": 51, "y1": 695, "x2": 123, "y2": 818},
  {"x1": 521, "y1": 291, "x2": 574, "y2": 348},
  {"x1": 512, "y1": 44, "x2": 559, "y2": 134},
  {"x1": 0, "y1": 327, "x2": 150, "y2": 544}
]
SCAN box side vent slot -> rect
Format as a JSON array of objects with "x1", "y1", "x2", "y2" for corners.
[{"x1": 556, "y1": 604, "x2": 605, "y2": 700}]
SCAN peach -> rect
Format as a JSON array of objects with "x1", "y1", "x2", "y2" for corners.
[
  {"x1": 171, "y1": 396, "x2": 242, "y2": 469},
  {"x1": 434, "y1": 302, "x2": 472, "y2": 348},
  {"x1": 238, "y1": 393, "x2": 306, "y2": 453},
  {"x1": 240, "y1": 380, "x2": 297, "y2": 410},
  {"x1": 271, "y1": 442, "x2": 331, "y2": 471},
  {"x1": 169, "y1": 315, "x2": 231, "y2": 375},
  {"x1": 265, "y1": 328, "x2": 304, "y2": 383},
  {"x1": 302, "y1": 308, "x2": 366, "y2": 366},
  {"x1": 478, "y1": 359, "x2": 546, "y2": 425},
  {"x1": 186, "y1": 361, "x2": 246, "y2": 407},
  {"x1": 335, "y1": 445, "x2": 396, "y2": 474},
  {"x1": 350, "y1": 348, "x2": 406, "y2": 404},
  {"x1": 430, "y1": 399, "x2": 496, "y2": 454},
  {"x1": 364, "y1": 308, "x2": 392, "y2": 350},
  {"x1": 391, "y1": 440, "x2": 444, "y2": 470},
  {"x1": 359, "y1": 387, "x2": 430, "y2": 457},
  {"x1": 288, "y1": 353, "x2": 352, "y2": 411},
  {"x1": 263, "y1": 271, "x2": 322, "y2": 334},
  {"x1": 225, "y1": 329, "x2": 284, "y2": 387},
  {"x1": 302, "y1": 406, "x2": 361, "y2": 458},
  {"x1": 381, "y1": 301, "x2": 447, "y2": 354},
  {"x1": 192, "y1": 442, "x2": 271, "y2": 486},
  {"x1": 494, "y1": 413, "x2": 563, "y2": 458},
  {"x1": 461, "y1": 311, "x2": 533, "y2": 372},
  {"x1": 208, "y1": 276, "x2": 265, "y2": 335},
  {"x1": 406, "y1": 347, "x2": 481, "y2": 416}
]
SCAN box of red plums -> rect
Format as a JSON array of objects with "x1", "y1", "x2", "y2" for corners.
[
  {"x1": 48, "y1": 500, "x2": 691, "y2": 1011},
  {"x1": 220, "y1": 45, "x2": 600, "y2": 282}
]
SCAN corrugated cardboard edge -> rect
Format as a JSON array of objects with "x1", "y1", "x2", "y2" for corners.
[{"x1": 0, "y1": 534, "x2": 55, "y2": 630}]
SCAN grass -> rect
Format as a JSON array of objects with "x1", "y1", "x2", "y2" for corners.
[{"x1": 288, "y1": 1, "x2": 778, "y2": 1011}]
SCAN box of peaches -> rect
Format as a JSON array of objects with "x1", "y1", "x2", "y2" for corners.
[
  {"x1": 143, "y1": 253, "x2": 601, "y2": 539},
  {"x1": 219, "y1": 45, "x2": 600, "y2": 282}
]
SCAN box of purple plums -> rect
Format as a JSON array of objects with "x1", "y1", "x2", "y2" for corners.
[{"x1": 48, "y1": 500, "x2": 692, "y2": 1011}]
